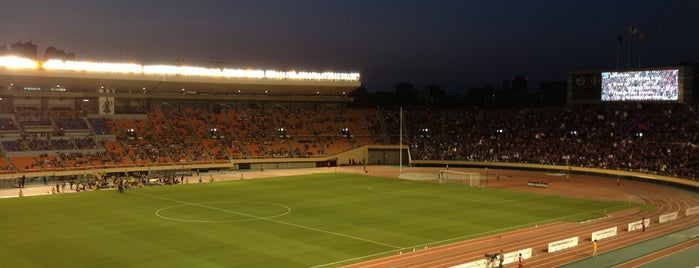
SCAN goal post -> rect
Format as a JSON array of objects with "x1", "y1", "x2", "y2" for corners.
[{"x1": 438, "y1": 170, "x2": 481, "y2": 187}]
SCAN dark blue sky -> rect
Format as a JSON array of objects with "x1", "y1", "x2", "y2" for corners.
[{"x1": 1, "y1": 0, "x2": 697, "y2": 93}]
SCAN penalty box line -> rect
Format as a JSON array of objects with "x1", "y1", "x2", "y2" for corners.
[{"x1": 131, "y1": 191, "x2": 403, "y2": 249}]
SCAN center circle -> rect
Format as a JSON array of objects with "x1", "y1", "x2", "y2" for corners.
[{"x1": 155, "y1": 201, "x2": 291, "y2": 223}]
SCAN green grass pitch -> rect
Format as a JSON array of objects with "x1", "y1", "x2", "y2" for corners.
[{"x1": 0, "y1": 172, "x2": 636, "y2": 267}]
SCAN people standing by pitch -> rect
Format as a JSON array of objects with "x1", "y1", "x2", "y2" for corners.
[
  {"x1": 117, "y1": 179, "x2": 124, "y2": 193},
  {"x1": 498, "y1": 250, "x2": 504, "y2": 268},
  {"x1": 592, "y1": 239, "x2": 598, "y2": 258},
  {"x1": 641, "y1": 217, "x2": 646, "y2": 232},
  {"x1": 517, "y1": 253, "x2": 523, "y2": 268}
]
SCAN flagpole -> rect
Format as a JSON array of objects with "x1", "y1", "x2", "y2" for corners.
[
  {"x1": 399, "y1": 106, "x2": 403, "y2": 174},
  {"x1": 627, "y1": 26, "x2": 639, "y2": 70},
  {"x1": 626, "y1": 31, "x2": 631, "y2": 70},
  {"x1": 616, "y1": 37, "x2": 620, "y2": 70},
  {"x1": 638, "y1": 35, "x2": 642, "y2": 68}
]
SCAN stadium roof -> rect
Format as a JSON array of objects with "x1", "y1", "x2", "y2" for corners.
[
  {"x1": 0, "y1": 69, "x2": 360, "y2": 96},
  {"x1": 0, "y1": 57, "x2": 361, "y2": 96}
]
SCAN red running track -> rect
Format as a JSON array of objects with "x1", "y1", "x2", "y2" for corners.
[{"x1": 342, "y1": 171, "x2": 699, "y2": 268}]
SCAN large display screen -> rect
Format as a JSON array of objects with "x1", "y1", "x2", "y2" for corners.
[{"x1": 601, "y1": 69, "x2": 679, "y2": 101}]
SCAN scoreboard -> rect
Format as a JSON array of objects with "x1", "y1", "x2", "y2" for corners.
[
  {"x1": 569, "y1": 72, "x2": 601, "y2": 101},
  {"x1": 568, "y1": 66, "x2": 693, "y2": 103},
  {"x1": 601, "y1": 69, "x2": 678, "y2": 101}
]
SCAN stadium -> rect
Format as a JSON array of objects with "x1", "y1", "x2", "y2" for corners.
[{"x1": 0, "y1": 54, "x2": 698, "y2": 267}]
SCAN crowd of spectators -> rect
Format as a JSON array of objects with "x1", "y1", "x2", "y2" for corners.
[
  {"x1": 387, "y1": 103, "x2": 699, "y2": 180},
  {"x1": 88, "y1": 118, "x2": 111, "y2": 135},
  {"x1": 74, "y1": 136, "x2": 98, "y2": 149},
  {"x1": 3, "y1": 135, "x2": 97, "y2": 152},
  {"x1": 2, "y1": 103, "x2": 697, "y2": 182},
  {"x1": 0, "y1": 118, "x2": 19, "y2": 131},
  {"x1": 36, "y1": 154, "x2": 67, "y2": 170},
  {"x1": 362, "y1": 109, "x2": 386, "y2": 144},
  {"x1": 54, "y1": 118, "x2": 89, "y2": 130},
  {"x1": 89, "y1": 151, "x2": 122, "y2": 168},
  {"x1": 51, "y1": 138, "x2": 76, "y2": 150},
  {"x1": 16, "y1": 117, "x2": 52, "y2": 127},
  {"x1": 58, "y1": 152, "x2": 91, "y2": 168},
  {"x1": 2, "y1": 140, "x2": 27, "y2": 152}
]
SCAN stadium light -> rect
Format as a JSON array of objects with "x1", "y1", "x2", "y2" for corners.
[
  {"x1": 340, "y1": 128, "x2": 350, "y2": 138},
  {"x1": 0, "y1": 56, "x2": 39, "y2": 69},
  {"x1": 221, "y1": 68, "x2": 265, "y2": 79},
  {"x1": 44, "y1": 61, "x2": 187, "y2": 76},
  {"x1": 420, "y1": 128, "x2": 430, "y2": 138},
  {"x1": 7, "y1": 57, "x2": 360, "y2": 81},
  {"x1": 264, "y1": 70, "x2": 360, "y2": 81},
  {"x1": 43, "y1": 59, "x2": 142, "y2": 74}
]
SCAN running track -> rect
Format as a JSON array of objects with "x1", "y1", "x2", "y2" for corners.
[{"x1": 342, "y1": 171, "x2": 699, "y2": 268}]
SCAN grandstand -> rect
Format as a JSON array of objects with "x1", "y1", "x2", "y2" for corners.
[
  {"x1": 0, "y1": 56, "x2": 698, "y2": 191},
  {"x1": 0, "y1": 56, "x2": 375, "y2": 179}
]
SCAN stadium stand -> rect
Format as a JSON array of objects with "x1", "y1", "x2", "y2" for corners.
[
  {"x1": 54, "y1": 117, "x2": 89, "y2": 131},
  {"x1": 0, "y1": 157, "x2": 14, "y2": 173},
  {"x1": 0, "y1": 89, "x2": 697, "y2": 184},
  {"x1": 36, "y1": 154, "x2": 65, "y2": 171},
  {"x1": 0, "y1": 118, "x2": 19, "y2": 131},
  {"x1": 2, "y1": 140, "x2": 26, "y2": 152},
  {"x1": 87, "y1": 118, "x2": 111, "y2": 135},
  {"x1": 386, "y1": 103, "x2": 699, "y2": 180},
  {"x1": 9, "y1": 156, "x2": 40, "y2": 172}
]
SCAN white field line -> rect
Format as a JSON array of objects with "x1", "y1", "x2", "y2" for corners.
[{"x1": 132, "y1": 191, "x2": 403, "y2": 249}]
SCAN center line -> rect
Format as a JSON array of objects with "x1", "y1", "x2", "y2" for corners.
[{"x1": 132, "y1": 191, "x2": 403, "y2": 249}]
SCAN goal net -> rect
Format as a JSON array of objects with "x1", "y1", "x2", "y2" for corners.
[{"x1": 438, "y1": 170, "x2": 481, "y2": 187}]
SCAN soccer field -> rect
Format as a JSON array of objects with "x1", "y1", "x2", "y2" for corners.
[{"x1": 0, "y1": 172, "x2": 636, "y2": 267}]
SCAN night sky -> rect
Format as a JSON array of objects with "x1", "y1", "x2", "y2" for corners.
[{"x1": 1, "y1": 0, "x2": 698, "y2": 93}]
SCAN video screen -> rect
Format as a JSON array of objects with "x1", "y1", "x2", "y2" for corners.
[{"x1": 601, "y1": 69, "x2": 678, "y2": 101}]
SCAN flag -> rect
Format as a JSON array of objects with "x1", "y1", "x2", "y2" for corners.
[
  {"x1": 629, "y1": 26, "x2": 638, "y2": 34},
  {"x1": 617, "y1": 34, "x2": 623, "y2": 43},
  {"x1": 639, "y1": 33, "x2": 646, "y2": 41}
]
